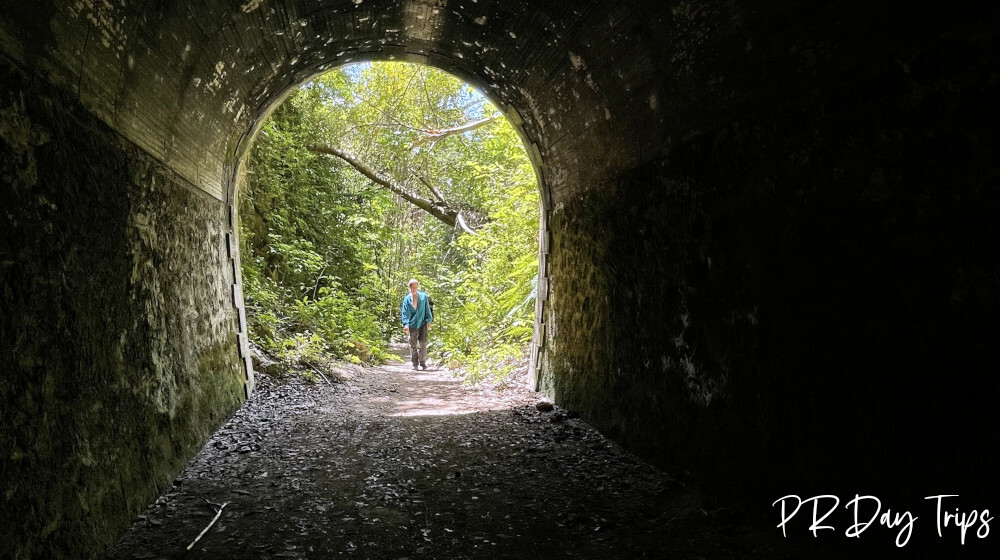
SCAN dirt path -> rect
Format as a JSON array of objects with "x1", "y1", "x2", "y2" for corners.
[{"x1": 105, "y1": 354, "x2": 796, "y2": 560}]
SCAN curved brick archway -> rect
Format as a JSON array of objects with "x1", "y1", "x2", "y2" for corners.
[{"x1": 3, "y1": 1, "x2": 1000, "y2": 557}]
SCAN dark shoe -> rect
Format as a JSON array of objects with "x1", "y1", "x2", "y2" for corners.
[
  {"x1": 412, "y1": 364, "x2": 419, "y2": 370},
  {"x1": 420, "y1": 363, "x2": 426, "y2": 370}
]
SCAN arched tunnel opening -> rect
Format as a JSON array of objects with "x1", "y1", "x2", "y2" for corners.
[
  {"x1": 2, "y1": 1, "x2": 1000, "y2": 557},
  {"x1": 236, "y1": 59, "x2": 543, "y2": 382}
]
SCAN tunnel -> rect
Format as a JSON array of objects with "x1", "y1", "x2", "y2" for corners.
[{"x1": 2, "y1": 1, "x2": 999, "y2": 557}]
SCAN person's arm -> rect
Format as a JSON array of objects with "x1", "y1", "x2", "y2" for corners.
[{"x1": 401, "y1": 296, "x2": 410, "y2": 331}]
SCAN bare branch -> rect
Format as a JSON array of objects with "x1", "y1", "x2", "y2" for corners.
[
  {"x1": 415, "y1": 116, "x2": 497, "y2": 144},
  {"x1": 456, "y1": 98, "x2": 488, "y2": 113},
  {"x1": 416, "y1": 174, "x2": 447, "y2": 203},
  {"x1": 309, "y1": 144, "x2": 462, "y2": 230},
  {"x1": 187, "y1": 502, "x2": 228, "y2": 551},
  {"x1": 455, "y1": 212, "x2": 477, "y2": 235}
]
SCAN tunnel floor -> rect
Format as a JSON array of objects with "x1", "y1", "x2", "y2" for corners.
[{"x1": 104, "y1": 350, "x2": 796, "y2": 559}]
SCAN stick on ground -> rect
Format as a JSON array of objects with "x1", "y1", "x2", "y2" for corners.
[
  {"x1": 186, "y1": 502, "x2": 228, "y2": 551},
  {"x1": 310, "y1": 364, "x2": 332, "y2": 385}
]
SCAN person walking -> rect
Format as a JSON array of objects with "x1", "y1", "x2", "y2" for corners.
[{"x1": 401, "y1": 278, "x2": 433, "y2": 370}]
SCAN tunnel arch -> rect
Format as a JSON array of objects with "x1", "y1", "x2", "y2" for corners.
[
  {"x1": 0, "y1": 0, "x2": 648, "y2": 204},
  {"x1": 4, "y1": 2, "x2": 1000, "y2": 557},
  {"x1": 2, "y1": 0, "x2": 658, "y2": 396}
]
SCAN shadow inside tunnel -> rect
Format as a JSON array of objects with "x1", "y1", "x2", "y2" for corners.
[{"x1": 102, "y1": 359, "x2": 806, "y2": 560}]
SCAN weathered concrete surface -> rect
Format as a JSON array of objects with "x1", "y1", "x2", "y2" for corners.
[
  {"x1": 0, "y1": 61, "x2": 245, "y2": 557},
  {"x1": 2, "y1": 1, "x2": 1000, "y2": 557},
  {"x1": 540, "y1": 3, "x2": 1000, "y2": 510}
]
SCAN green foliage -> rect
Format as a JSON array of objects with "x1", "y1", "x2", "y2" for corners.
[
  {"x1": 240, "y1": 92, "x2": 394, "y2": 366},
  {"x1": 240, "y1": 61, "x2": 538, "y2": 382},
  {"x1": 433, "y1": 150, "x2": 540, "y2": 382}
]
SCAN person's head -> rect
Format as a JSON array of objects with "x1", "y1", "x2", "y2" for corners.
[{"x1": 408, "y1": 278, "x2": 419, "y2": 294}]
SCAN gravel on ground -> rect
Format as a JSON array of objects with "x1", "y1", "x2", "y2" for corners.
[{"x1": 105, "y1": 350, "x2": 797, "y2": 560}]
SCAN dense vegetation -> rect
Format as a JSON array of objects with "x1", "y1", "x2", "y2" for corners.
[{"x1": 239, "y1": 62, "x2": 539, "y2": 382}]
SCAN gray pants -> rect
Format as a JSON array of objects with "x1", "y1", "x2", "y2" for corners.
[{"x1": 408, "y1": 323, "x2": 428, "y2": 366}]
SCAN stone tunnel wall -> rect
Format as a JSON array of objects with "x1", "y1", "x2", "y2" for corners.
[
  {"x1": 539, "y1": 5, "x2": 1000, "y2": 512},
  {"x1": 0, "y1": 59, "x2": 246, "y2": 558}
]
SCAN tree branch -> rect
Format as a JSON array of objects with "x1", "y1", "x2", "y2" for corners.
[
  {"x1": 456, "y1": 98, "x2": 488, "y2": 113},
  {"x1": 416, "y1": 174, "x2": 447, "y2": 203},
  {"x1": 309, "y1": 144, "x2": 464, "y2": 230},
  {"x1": 455, "y1": 212, "x2": 477, "y2": 235},
  {"x1": 415, "y1": 116, "x2": 497, "y2": 144}
]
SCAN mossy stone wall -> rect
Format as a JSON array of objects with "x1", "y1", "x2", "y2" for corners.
[{"x1": 0, "y1": 60, "x2": 245, "y2": 559}]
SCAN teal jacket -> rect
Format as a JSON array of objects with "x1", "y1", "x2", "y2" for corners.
[{"x1": 401, "y1": 291, "x2": 433, "y2": 329}]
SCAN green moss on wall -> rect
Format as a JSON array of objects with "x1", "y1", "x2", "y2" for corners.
[{"x1": 1, "y1": 60, "x2": 245, "y2": 559}]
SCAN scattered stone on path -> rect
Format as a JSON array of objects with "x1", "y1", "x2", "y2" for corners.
[{"x1": 104, "y1": 356, "x2": 795, "y2": 560}]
